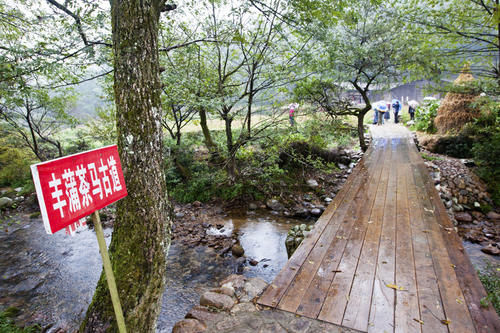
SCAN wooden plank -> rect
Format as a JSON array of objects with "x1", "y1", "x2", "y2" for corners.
[
  {"x1": 367, "y1": 138, "x2": 399, "y2": 333},
  {"x1": 408, "y1": 142, "x2": 500, "y2": 332},
  {"x1": 408, "y1": 143, "x2": 476, "y2": 333},
  {"x1": 405, "y1": 145, "x2": 448, "y2": 333},
  {"x1": 337, "y1": 139, "x2": 396, "y2": 331},
  {"x1": 297, "y1": 140, "x2": 389, "y2": 320},
  {"x1": 258, "y1": 142, "x2": 378, "y2": 308},
  {"x1": 278, "y1": 147, "x2": 382, "y2": 313},
  {"x1": 393, "y1": 146, "x2": 421, "y2": 333}
]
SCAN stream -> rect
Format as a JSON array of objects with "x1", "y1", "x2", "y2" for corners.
[
  {"x1": 0, "y1": 212, "x2": 498, "y2": 332},
  {"x1": 0, "y1": 212, "x2": 307, "y2": 332}
]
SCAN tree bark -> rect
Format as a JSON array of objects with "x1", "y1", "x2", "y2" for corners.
[
  {"x1": 80, "y1": 0, "x2": 170, "y2": 332},
  {"x1": 199, "y1": 107, "x2": 217, "y2": 152}
]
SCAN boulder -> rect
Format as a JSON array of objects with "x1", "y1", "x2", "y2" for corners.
[
  {"x1": 200, "y1": 291, "x2": 235, "y2": 310},
  {"x1": 185, "y1": 306, "x2": 220, "y2": 325},
  {"x1": 0, "y1": 197, "x2": 13, "y2": 209},
  {"x1": 240, "y1": 277, "x2": 268, "y2": 302},
  {"x1": 172, "y1": 319, "x2": 206, "y2": 333},
  {"x1": 248, "y1": 203, "x2": 258, "y2": 210},
  {"x1": 220, "y1": 283, "x2": 235, "y2": 297}
]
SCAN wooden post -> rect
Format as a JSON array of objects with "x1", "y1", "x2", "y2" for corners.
[{"x1": 91, "y1": 210, "x2": 127, "y2": 333}]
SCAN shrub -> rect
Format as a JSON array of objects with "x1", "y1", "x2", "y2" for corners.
[
  {"x1": 0, "y1": 147, "x2": 33, "y2": 187},
  {"x1": 414, "y1": 100, "x2": 439, "y2": 133}
]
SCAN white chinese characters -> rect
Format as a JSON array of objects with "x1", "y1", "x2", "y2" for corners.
[{"x1": 48, "y1": 156, "x2": 123, "y2": 218}]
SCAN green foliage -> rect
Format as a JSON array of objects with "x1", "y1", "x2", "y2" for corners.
[
  {"x1": 467, "y1": 98, "x2": 500, "y2": 205},
  {"x1": 420, "y1": 153, "x2": 442, "y2": 161},
  {"x1": 0, "y1": 308, "x2": 41, "y2": 333},
  {"x1": 0, "y1": 145, "x2": 33, "y2": 188},
  {"x1": 478, "y1": 262, "x2": 500, "y2": 315},
  {"x1": 414, "y1": 100, "x2": 439, "y2": 133}
]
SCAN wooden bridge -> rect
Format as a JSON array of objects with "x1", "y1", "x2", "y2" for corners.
[{"x1": 258, "y1": 127, "x2": 500, "y2": 333}]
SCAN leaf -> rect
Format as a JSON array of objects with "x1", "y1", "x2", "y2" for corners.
[
  {"x1": 441, "y1": 319, "x2": 451, "y2": 325},
  {"x1": 424, "y1": 207, "x2": 434, "y2": 213},
  {"x1": 422, "y1": 230, "x2": 432, "y2": 233},
  {"x1": 386, "y1": 284, "x2": 406, "y2": 291},
  {"x1": 308, "y1": 261, "x2": 315, "y2": 264},
  {"x1": 450, "y1": 264, "x2": 456, "y2": 268},
  {"x1": 456, "y1": 298, "x2": 463, "y2": 304},
  {"x1": 413, "y1": 318, "x2": 424, "y2": 325}
]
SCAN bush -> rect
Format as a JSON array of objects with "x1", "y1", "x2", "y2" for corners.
[
  {"x1": 414, "y1": 100, "x2": 439, "y2": 133},
  {"x1": 0, "y1": 147, "x2": 33, "y2": 187}
]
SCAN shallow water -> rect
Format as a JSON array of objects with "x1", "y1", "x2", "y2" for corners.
[
  {"x1": 1, "y1": 212, "x2": 496, "y2": 332},
  {"x1": 0, "y1": 212, "x2": 306, "y2": 332}
]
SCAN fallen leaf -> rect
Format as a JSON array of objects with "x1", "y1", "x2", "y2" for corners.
[
  {"x1": 424, "y1": 207, "x2": 434, "y2": 213},
  {"x1": 382, "y1": 261, "x2": 388, "y2": 264},
  {"x1": 346, "y1": 295, "x2": 350, "y2": 301},
  {"x1": 413, "y1": 318, "x2": 424, "y2": 325},
  {"x1": 308, "y1": 261, "x2": 314, "y2": 264},
  {"x1": 456, "y1": 298, "x2": 463, "y2": 304},
  {"x1": 422, "y1": 230, "x2": 432, "y2": 233},
  {"x1": 290, "y1": 267, "x2": 296, "y2": 270},
  {"x1": 386, "y1": 283, "x2": 406, "y2": 291},
  {"x1": 450, "y1": 264, "x2": 456, "y2": 268},
  {"x1": 331, "y1": 270, "x2": 342, "y2": 273},
  {"x1": 441, "y1": 319, "x2": 451, "y2": 325},
  {"x1": 368, "y1": 221, "x2": 374, "y2": 224}
]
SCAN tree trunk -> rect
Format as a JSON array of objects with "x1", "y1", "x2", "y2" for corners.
[
  {"x1": 80, "y1": 1, "x2": 170, "y2": 332},
  {"x1": 357, "y1": 113, "x2": 367, "y2": 152},
  {"x1": 224, "y1": 114, "x2": 236, "y2": 180},
  {"x1": 199, "y1": 107, "x2": 216, "y2": 152}
]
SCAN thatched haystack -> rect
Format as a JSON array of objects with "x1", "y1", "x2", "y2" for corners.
[{"x1": 434, "y1": 65, "x2": 479, "y2": 134}]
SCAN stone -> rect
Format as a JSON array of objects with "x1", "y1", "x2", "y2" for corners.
[
  {"x1": 221, "y1": 274, "x2": 246, "y2": 290},
  {"x1": 185, "y1": 306, "x2": 221, "y2": 325},
  {"x1": 200, "y1": 291, "x2": 235, "y2": 311},
  {"x1": 338, "y1": 163, "x2": 347, "y2": 170},
  {"x1": 310, "y1": 208, "x2": 321, "y2": 216},
  {"x1": 249, "y1": 259, "x2": 259, "y2": 266},
  {"x1": 481, "y1": 244, "x2": 500, "y2": 256},
  {"x1": 175, "y1": 212, "x2": 185, "y2": 218},
  {"x1": 240, "y1": 277, "x2": 268, "y2": 302},
  {"x1": 487, "y1": 211, "x2": 500, "y2": 220},
  {"x1": 230, "y1": 302, "x2": 257, "y2": 314},
  {"x1": 266, "y1": 199, "x2": 284, "y2": 211},
  {"x1": 474, "y1": 202, "x2": 481, "y2": 208},
  {"x1": 248, "y1": 203, "x2": 258, "y2": 210},
  {"x1": 220, "y1": 283, "x2": 235, "y2": 297},
  {"x1": 454, "y1": 212, "x2": 473, "y2": 223},
  {"x1": 0, "y1": 197, "x2": 13, "y2": 209},
  {"x1": 231, "y1": 244, "x2": 245, "y2": 257},
  {"x1": 324, "y1": 197, "x2": 332, "y2": 203},
  {"x1": 14, "y1": 187, "x2": 23, "y2": 192},
  {"x1": 306, "y1": 179, "x2": 318, "y2": 188},
  {"x1": 172, "y1": 319, "x2": 206, "y2": 333}
]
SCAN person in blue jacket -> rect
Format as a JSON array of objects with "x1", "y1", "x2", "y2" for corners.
[{"x1": 392, "y1": 100, "x2": 401, "y2": 123}]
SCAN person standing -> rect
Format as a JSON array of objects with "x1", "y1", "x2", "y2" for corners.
[
  {"x1": 384, "y1": 103, "x2": 391, "y2": 121},
  {"x1": 408, "y1": 105, "x2": 415, "y2": 121},
  {"x1": 392, "y1": 100, "x2": 401, "y2": 123},
  {"x1": 289, "y1": 103, "x2": 298, "y2": 126}
]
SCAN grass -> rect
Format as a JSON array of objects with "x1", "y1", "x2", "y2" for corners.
[
  {"x1": 0, "y1": 308, "x2": 41, "y2": 333},
  {"x1": 478, "y1": 262, "x2": 500, "y2": 315},
  {"x1": 421, "y1": 153, "x2": 443, "y2": 161}
]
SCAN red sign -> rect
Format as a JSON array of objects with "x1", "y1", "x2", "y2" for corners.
[{"x1": 31, "y1": 145, "x2": 127, "y2": 234}]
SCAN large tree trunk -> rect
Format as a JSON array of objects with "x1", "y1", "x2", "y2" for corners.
[
  {"x1": 80, "y1": 1, "x2": 170, "y2": 332},
  {"x1": 357, "y1": 113, "x2": 368, "y2": 152},
  {"x1": 224, "y1": 113, "x2": 236, "y2": 180}
]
